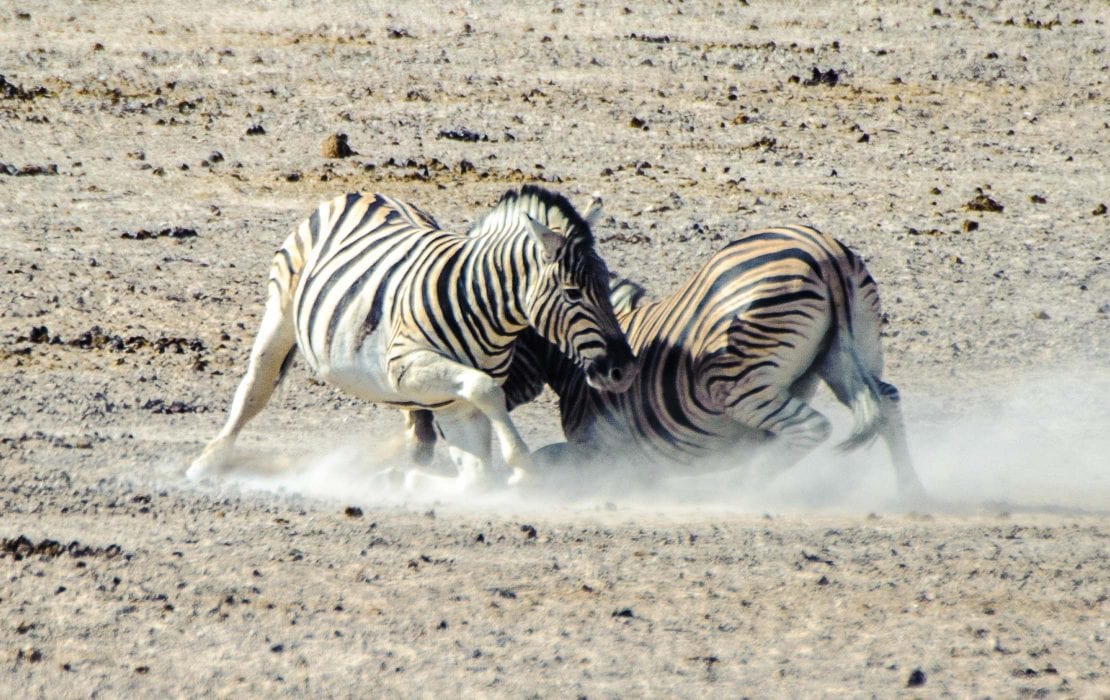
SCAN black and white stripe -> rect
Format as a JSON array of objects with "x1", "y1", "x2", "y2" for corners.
[
  {"x1": 189, "y1": 185, "x2": 635, "y2": 488},
  {"x1": 501, "y1": 225, "x2": 925, "y2": 498}
]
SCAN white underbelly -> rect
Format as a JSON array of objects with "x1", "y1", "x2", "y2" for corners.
[{"x1": 310, "y1": 323, "x2": 399, "y2": 403}]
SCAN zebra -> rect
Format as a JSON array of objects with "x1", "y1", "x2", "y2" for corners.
[
  {"x1": 187, "y1": 185, "x2": 637, "y2": 491},
  {"x1": 478, "y1": 224, "x2": 927, "y2": 500},
  {"x1": 400, "y1": 269, "x2": 646, "y2": 473}
]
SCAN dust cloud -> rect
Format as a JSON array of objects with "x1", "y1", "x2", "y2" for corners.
[{"x1": 220, "y1": 369, "x2": 1109, "y2": 516}]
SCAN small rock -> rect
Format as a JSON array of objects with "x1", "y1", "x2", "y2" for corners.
[
  {"x1": 321, "y1": 133, "x2": 355, "y2": 158},
  {"x1": 344, "y1": 506, "x2": 363, "y2": 518},
  {"x1": 436, "y1": 128, "x2": 487, "y2": 142},
  {"x1": 29, "y1": 326, "x2": 50, "y2": 343},
  {"x1": 907, "y1": 668, "x2": 926, "y2": 687},
  {"x1": 120, "y1": 227, "x2": 198, "y2": 241},
  {"x1": 18, "y1": 647, "x2": 43, "y2": 663},
  {"x1": 962, "y1": 220, "x2": 979, "y2": 233},
  {"x1": 802, "y1": 66, "x2": 841, "y2": 87},
  {"x1": 964, "y1": 191, "x2": 1004, "y2": 213},
  {"x1": 1093, "y1": 203, "x2": 1107, "y2": 216},
  {"x1": 612, "y1": 607, "x2": 635, "y2": 618},
  {"x1": 520, "y1": 524, "x2": 537, "y2": 539},
  {"x1": 246, "y1": 123, "x2": 265, "y2": 136},
  {"x1": 0, "y1": 75, "x2": 48, "y2": 100}
]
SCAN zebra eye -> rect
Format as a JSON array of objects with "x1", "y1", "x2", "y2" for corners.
[{"x1": 563, "y1": 287, "x2": 584, "y2": 303}]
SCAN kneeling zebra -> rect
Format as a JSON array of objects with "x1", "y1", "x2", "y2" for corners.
[
  {"x1": 188, "y1": 186, "x2": 636, "y2": 490},
  {"x1": 485, "y1": 224, "x2": 927, "y2": 499}
]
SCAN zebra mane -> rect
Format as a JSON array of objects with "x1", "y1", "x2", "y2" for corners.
[{"x1": 468, "y1": 185, "x2": 595, "y2": 246}]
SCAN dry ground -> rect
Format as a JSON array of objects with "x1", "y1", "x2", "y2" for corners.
[{"x1": 1, "y1": 1, "x2": 1107, "y2": 696}]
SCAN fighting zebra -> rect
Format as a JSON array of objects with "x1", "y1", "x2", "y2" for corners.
[
  {"x1": 187, "y1": 185, "x2": 637, "y2": 490},
  {"x1": 487, "y1": 224, "x2": 928, "y2": 499}
]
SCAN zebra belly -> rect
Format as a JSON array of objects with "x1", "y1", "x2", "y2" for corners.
[
  {"x1": 297, "y1": 320, "x2": 395, "y2": 402},
  {"x1": 588, "y1": 399, "x2": 742, "y2": 468},
  {"x1": 603, "y1": 428, "x2": 760, "y2": 475},
  {"x1": 311, "y1": 325, "x2": 462, "y2": 410}
]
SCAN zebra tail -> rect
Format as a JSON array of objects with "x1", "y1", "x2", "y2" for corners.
[{"x1": 820, "y1": 329, "x2": 883, "y2": 451}]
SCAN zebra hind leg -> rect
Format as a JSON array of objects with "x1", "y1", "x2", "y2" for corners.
[
  {"x1": 724, "y1": 387, "x2": 832, "y2": 487},
  {"x1": 187, "y1": 290, "x2": 296, "y2": 480},
  {"x1": 876, "y1": 380, "x2": 928, "y2": 502}
]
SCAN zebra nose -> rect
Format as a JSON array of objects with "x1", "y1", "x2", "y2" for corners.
[{"x1": 585, "y1": 341, "x2": 637, "y2": 392}]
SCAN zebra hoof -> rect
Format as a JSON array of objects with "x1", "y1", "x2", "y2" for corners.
[
  {"x1": 896, "y1": 483, "x2": 933, "y2": 510},
  {"x1": 530, "y1": 443, "x2": 571, "y2": 471},
  {"x1": 506, "y1": 466, "x2": 535, "y2": 489},
  {"x1": 185, "y1": 442, "x2": 232, "y2": 481},
  {"x1": 184, "y1": 458, "x2": 215, "y2": 481},
  {"x1": 366, "y1": 465, "x2": 407, "y2": 492}
]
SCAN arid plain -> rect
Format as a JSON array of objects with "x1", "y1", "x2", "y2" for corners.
[{"x1": 1, "y1": 1, "x2": 1107, "y2": 696}]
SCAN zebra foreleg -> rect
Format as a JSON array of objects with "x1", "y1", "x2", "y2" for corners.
[
  {"x1": 389, "y1": 351, "x2": 531, "y2": 484},
  {"x1": 408, "y1": 406, "x2": 507, "y2": 493},
  {"x1": 404, "y1": 409, "x2": 437, "y2": 466},
  {"x1": 188, "y1": 290, "x2": 296, "y2": 479}
]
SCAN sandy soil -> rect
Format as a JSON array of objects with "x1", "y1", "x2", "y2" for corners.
[{"x1": 1, "y1": 1, "x2": 1107, "y2": 696}]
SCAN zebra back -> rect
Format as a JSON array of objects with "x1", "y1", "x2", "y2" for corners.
[{"x1": 268, "y1": 192, "x2": 439, "y2": 319}]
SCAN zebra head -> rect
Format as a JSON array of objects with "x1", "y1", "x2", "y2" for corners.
[{"x1": 516, "y1": 187, "x2": 637, "y2": 393}]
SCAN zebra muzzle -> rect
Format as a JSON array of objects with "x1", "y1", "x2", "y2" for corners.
[{"x1": 584, "y1": 344, "x2": 638, "y2": 393}]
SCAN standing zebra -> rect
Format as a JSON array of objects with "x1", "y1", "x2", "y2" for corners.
[
  {"x1": 491, "y1": 224, "x2": 927, "y2": 500},
  {"x1": 187, "y1": 185, "x2": 636, "y2": 490}
]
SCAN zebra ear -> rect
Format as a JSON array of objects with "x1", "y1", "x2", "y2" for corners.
[
  {"x1": 608, "y1": 274, "x2": 646, "y2": 315},
  {"x1": 525, "y1": 214, "x2": 564, "y2": 261},
  {"x1": 581, "y1": 193, "x2": 604, "y2": 228}
]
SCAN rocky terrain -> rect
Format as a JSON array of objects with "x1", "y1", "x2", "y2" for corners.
[{"x1": 1, "y1": 1, "x2": 1106, "y2": 696}]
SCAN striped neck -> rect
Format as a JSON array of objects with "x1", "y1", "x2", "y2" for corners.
[{"x1": 457, "y1": 225, "x2": 546, "y2": 341}]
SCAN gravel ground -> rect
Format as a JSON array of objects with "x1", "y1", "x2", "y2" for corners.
[{"x1": 1, "y1": 1, "x2": 1107, "y2": 696}]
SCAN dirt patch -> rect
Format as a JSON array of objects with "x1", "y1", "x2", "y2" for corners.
[{"x1": 0, "y1": 1, "x2": 1106, "y2": 696}]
